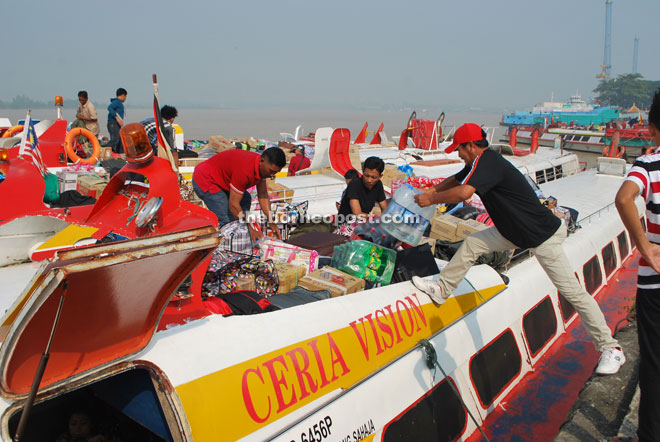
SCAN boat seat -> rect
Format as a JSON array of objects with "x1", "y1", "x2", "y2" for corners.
[{"x1": 511, "y1": 148, "x2": 531, "y2": 156}]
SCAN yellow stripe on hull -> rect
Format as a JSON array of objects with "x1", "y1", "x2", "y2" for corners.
[{"x1": 175, "y1": 285, "x2": 504, "y2": 441}]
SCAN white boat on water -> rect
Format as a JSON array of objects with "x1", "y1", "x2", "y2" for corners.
[
  {"x1": 0, "y1": 155, "x2": 642, "y2": 441},
  {"x1": 270, "y1": 126, "x2": 582, "y2": 217}
]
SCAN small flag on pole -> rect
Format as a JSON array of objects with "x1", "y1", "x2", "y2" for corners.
[{"x1": 18, "y1": 110, "x2": 46, "y2": 175}]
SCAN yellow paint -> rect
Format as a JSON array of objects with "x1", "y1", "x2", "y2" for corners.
[
  {"x1": 275, "y1": 170, "x2": 319, "y2": 178},
  {"x1": 35, "y1": 225, "x2": 98, "y2": 251},
  {"x1": 175, "y1": 285, "x2": 504, "y2": 441}
]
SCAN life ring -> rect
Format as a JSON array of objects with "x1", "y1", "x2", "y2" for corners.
[
  {"x1": 601, "y1": 144, "x2": 626, "y2": 158},
  {"x1": 64, "y1": 127, "x2": 101, "y2": 165},
  {"x1": 1, "y1": 125, "x2": 24, "y2": 138}
]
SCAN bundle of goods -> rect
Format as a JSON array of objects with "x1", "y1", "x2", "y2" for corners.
[
  {"x1": 331, "y1": 240, "x2": 396, "y2": 285},
  {"x1": 406, "y1": 176, "x2": 445, "y2": 190},
  {"x1": 202, "y1": 249, "x2": 279, "y2": 298},
  {"x1": 298, "y1": 267, "x2": 365, "y2": 298},
  {"x1": 257, "y1": 238, "x2": 319, "y2": 274},
  {"x1": 541, "y1": 196, "x2": 579, "y2": 232}
]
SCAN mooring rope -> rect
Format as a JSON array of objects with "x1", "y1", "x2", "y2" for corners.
[{"x1": 418, "y1": 338, "x2": 490, "y2": 442}]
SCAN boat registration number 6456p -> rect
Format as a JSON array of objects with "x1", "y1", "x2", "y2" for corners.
[{"x1": 291, "y1": 416, "x2": 333, "y2": 442}]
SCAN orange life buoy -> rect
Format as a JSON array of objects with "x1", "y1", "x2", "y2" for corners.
[
  {"x1": 1, "y1": 125, "x2": 24, "y2": 138},
  {"x1": 601, "y1": 145, "x2": 610, "y2": 157},
  {"x1": 64, "y1": 127, "x2": 101, "y2": 165}
]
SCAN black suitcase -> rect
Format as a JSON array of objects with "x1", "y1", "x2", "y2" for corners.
[
  {"x1": 391, "y1": 242, "x2": 440, "y2": 283},
  {"x1": 286, "y1": 232, "x2": 350, "y2": 257}
]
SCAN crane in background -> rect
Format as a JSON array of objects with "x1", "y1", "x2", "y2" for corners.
[
  {"x1": 632, "y1": 36, "x2": 639, "y2": 74},
  {"x1": 596, "y1": 0, "x2": 613, "y2": 79}
]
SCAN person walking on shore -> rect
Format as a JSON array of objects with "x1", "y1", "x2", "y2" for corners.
[
  {"x1": 107, "y1": 88, "x2": 127, "y2": 153},
  {"x1": 413, "y1": 122, "x2": 624, "y2": 375},
  {"x1": 75, "y1": 91, "x2": 99, "y2": 136},
  {"x1": 615, "y1": 89, "x2": 660, "y2": 441}
]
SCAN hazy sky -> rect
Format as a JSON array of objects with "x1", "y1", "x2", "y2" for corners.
[{"x1": 2, "y1": 0, "x2": 658, "y2": 111}]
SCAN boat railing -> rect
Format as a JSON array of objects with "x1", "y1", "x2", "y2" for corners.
[{"x1": 577, "y1": 201, "x2": 617, "y2": 227}]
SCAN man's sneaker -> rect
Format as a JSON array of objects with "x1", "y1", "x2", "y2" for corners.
[
  {"x1": 412, "y1": 276, "x2": 448, "y2": 305},
  {"x1": 596, "y1": 347, "x2": 625, "y2": 375}
]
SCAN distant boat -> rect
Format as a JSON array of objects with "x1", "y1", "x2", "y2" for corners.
[
  {"x1": 502, "y1": 122, "x2": 654, "y2": 160},
  {"x1": 501, "y1": 94, "x2": 621, "y2": 127}
]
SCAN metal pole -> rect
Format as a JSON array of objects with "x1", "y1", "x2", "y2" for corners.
[{"x1": 14, "y1": 283, "x2": 67, "y2": 441}]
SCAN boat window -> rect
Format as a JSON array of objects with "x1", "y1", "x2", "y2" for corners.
[
  {"x1": 535, "y1": 170, "x2": 546, "y2": 184},
  {"x1": 383, "y1": 377, "x2": 467, "y2": 442},
  {"x1": 7, "y1": 368, "x2": 178, "y2": 442},
  {"x1": 545, "y1": 168, "x2": 555, "y2": 182},
  {"x1": 581, "y1": 136, "x2": 590, "y2": 142},
  {"x1": 582, "y1": 256, "x2": 603, "y2": 295},
  {"x1": 469, "y1": 329, "x2": 522, "y2": 408},
  {"x1": 522, "y1": 296, "x2": 558, "y2": 357},
  {"x1": 554, "y1": 166, "x2": 563, "y2": 179},
  {"x1": 617, "y1": 231, "x2": 629, "y2": 259},
  {"x1": 601, "y1": 242, "x2": 617, "y2": 278},
  {"x1": 558, "y1": 291, "x2": 577, "y2": 322}
]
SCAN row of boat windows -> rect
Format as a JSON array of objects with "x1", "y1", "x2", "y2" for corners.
[
  {"x1": 535, "y1": 165, "x2": 563, "y2": 184},
  {"x1": 562, "y1": 135, "x2": 601, "y2": 143},
  {"x1": 384, "y1": 229, "x2": 632, "y2": 442}
]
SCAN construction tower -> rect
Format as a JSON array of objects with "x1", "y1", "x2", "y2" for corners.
[
  {"x1": 632, "y1": 36, "x2": 639, "y2": 74},
  {"x1": 596, "y1": 0, "x2": 613, "y2": 79}
]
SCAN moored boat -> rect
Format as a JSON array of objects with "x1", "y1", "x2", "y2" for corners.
[{"x1": 0, "y1": 156, "x2": 641, "y2": 441}]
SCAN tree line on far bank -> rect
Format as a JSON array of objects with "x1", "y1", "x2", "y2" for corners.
[
  {"x1": 594, "y1": 73, "x2": 660, "y2": 110},
  {"x1": 0, "y1": 94, "x2": 79, "y2": 109}
]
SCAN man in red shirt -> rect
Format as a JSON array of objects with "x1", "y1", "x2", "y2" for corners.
[
  {"x1": 193, "y1": 147, "x2": 286, "y2": 239},
  {"x1": 287, "y1": 145, "x2": 311, "y2": 176}
]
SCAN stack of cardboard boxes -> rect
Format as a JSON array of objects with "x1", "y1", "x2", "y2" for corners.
[
  {"x1": 429, "y1": 214, "x2": 489, "y2": 242},
  {"x1": 298, "y1": 267, "x2": 365, "y2": 298},
  {"x1": 77, "y1": 174, "x2": 108, "y2": 199},
  {"x1": 234, "y1": 263, "x2": 365, "y2": 298}
]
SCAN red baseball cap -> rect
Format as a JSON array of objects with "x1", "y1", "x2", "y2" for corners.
[{"x1": 445, "y1": 123, "x2": 486, "y2": 153}]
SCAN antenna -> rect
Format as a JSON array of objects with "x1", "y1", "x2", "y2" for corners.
[
  {"x1": 596, "y1": 0, "x2": 612, "y2": 79},
  {"x1": 632, "y1": 36, "x2": 639, "y2": 74}
]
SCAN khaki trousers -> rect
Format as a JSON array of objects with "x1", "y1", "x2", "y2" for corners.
[{"x1": 437, "y1": 223, "x2": 618, "y2": 351}]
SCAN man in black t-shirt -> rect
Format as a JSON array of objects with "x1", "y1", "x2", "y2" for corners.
[
  {"x1": 337, "y1": 157, "x2": 388, "y2": 222},
  {"x1": 412, "y1": 123, "x2": 623, "y2": 375}
]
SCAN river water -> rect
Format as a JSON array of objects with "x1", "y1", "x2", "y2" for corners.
[{"x1": 4, "y1": 107, "x2": 601, "y2": 167}]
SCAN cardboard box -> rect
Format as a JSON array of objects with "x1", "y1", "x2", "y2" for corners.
[
  {"x1": 298, "y1": 266, "x2": 365, "y2": 298},
  {"x1": 178, "y1": 157, "x2": 205, "y2": 168},
  {"x1": 380, "y1": 165, "x2": 407, "y2": 190},
  {"x1": 429, "y1": 214, "x2": 462, "y2": 242},
  {"x1": 275, "y1": 262, "x2": 306, "y2": 294},
  {"x1": 268, "y1": 182, "x2": 294, "y2": 203},
  {"x1": 456, "y1": 219, "x2": 489, "y2": 240},
  {"x1": 77, "y1": 174, "x2": 108, "y2": 199},
  {"x1": 57, "y1": 171, "x2": 83, "y2": 192},
  {"x1": 235, "y1": 276, "x2": 256, "y2": 292}
]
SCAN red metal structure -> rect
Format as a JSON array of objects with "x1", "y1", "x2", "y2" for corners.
[
  {"x1": 328, "y1": 128, "x2": 355, "y2": 177},
  {"x1": 369, "y1": 122, "x2": 384, "y2": 145},
  {"x1": 397, "y1": 112, "x2": 441, "y2": 150},
  {"x1": 354, "y1": 122, "x2": 368, "y2": 144}
]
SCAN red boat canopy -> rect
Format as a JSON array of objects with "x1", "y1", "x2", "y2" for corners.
[{"x1": 0, "y1": 226, "x2": 218, "y2": 397}]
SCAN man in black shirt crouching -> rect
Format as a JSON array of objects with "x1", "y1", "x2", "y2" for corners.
[{"x1": 337, "y1": 156, "x2": 388, "y2": 223}]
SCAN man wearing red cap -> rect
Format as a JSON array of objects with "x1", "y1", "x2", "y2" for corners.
[{"x1": 412, "y1": 123, "x2": 624, "y2": 375}]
